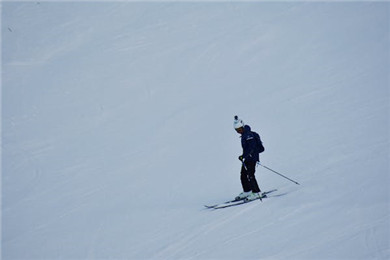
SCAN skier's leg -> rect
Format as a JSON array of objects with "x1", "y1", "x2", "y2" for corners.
[
  {"x1": 246, "y1": 161, "x2": 261, "y2": 193},
  {"x1": 240, "y1": 165, "x2": 252, "y2": 192}
]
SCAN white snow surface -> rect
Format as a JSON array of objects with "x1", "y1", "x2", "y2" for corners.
[{"x1": 2, "y1": 2, "x2": 389, "y2": 259}]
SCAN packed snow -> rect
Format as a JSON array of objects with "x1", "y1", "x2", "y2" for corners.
[{"x1": 2, "y1": 2, "x2": 389, "y2": 259}]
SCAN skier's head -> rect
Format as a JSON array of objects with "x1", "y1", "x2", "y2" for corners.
[{"x1": 234, "y1": 115, "x2": 245, "y2": 134}]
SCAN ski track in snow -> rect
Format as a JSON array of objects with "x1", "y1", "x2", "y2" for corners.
[{"x1": 155, "y1": 204, "x2": 261, "y2": 259}]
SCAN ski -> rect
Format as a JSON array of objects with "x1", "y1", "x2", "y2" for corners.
[
  {"x1": 205, "y1": 196, "x2": 246, "y2": 208},
  {"x1": 205, "y1": 189, "x2": 277, "y2": 209}
]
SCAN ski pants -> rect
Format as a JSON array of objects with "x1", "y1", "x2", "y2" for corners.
[{"x1": 241, "y1": 161, "x2": 261, "y2": 193}]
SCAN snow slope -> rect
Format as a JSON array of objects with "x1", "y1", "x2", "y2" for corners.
[{"x1": 2, "y1": 2, "x2": 389, "y2": 259}]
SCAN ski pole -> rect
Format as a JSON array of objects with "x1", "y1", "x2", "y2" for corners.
[
  {"x1": 242, "y1": 161, "x2": 247, "y2": 171},
  {"x1": 239, "y1": 156, "x2": 247, "y2": 170},
  {"x1": 259, "y1": 163, "x2": 300, "y2": 185}
]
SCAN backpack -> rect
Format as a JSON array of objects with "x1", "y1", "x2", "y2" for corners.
[{"x1": 252, "y1": 131, "x2": 265, "y2": 153}]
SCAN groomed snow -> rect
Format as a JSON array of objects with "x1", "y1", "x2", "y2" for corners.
[{"x1": 2, "y1": 2, "x2": 389, "y2": 259}]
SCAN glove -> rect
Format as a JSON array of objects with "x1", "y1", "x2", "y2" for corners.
[{"x1": 238, "y1": 155, "x2": 244, "y2": 162}]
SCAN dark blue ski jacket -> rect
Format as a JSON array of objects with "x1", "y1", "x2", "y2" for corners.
[{"x1": 241, "y1": 125, "x2": 260, "y2": 162}]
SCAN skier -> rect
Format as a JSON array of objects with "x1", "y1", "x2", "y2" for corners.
[{"x1": 234, "y1": 116, "x2": 262, "y2": 201}]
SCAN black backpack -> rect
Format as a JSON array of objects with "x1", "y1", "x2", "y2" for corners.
[{"x1": 252, "y1": 131, "x2": 265, "y2": 153}]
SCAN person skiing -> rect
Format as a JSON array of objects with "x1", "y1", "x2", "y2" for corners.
[{"x1": 233, "y1": 116, "x2": 262, "y2": 201}]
